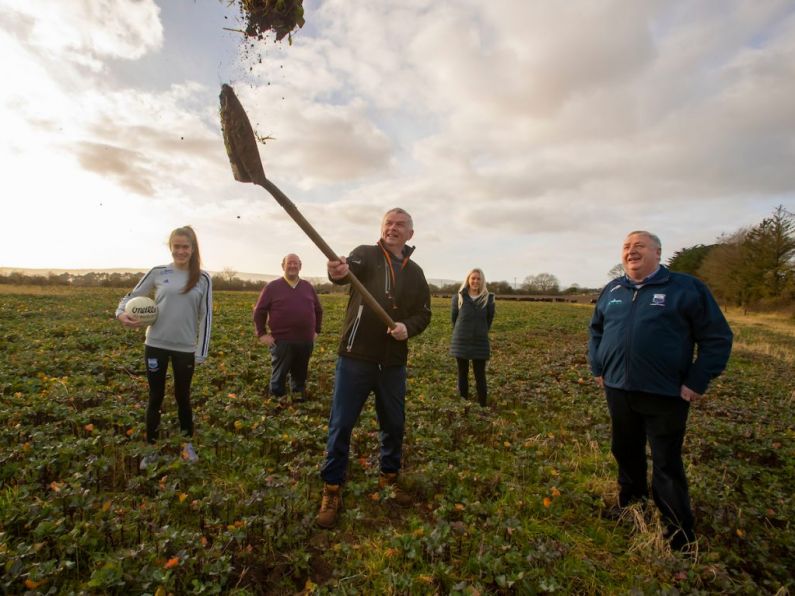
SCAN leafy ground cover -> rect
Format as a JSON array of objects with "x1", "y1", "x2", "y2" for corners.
[{"x1": 0, "y1": 287, "x2": 792, "y2": 594}]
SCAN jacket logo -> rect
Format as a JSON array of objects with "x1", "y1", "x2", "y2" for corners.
[
  {"x1": 607, "y1": 298, "x2": 623, "y2": 307},
  {"x1": 650, "y1": 293, "x2": 666, "y2": 307}
]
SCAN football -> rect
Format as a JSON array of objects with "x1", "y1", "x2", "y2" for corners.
[{"x1": 124, "y1": 296, "x2": 159, "y2": 324}]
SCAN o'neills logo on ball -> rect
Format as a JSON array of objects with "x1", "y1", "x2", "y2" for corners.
[
  {"x1": 131, "y1": 305, "x2": 157, "y2": 315},
  {"x1": 124, "y1": 297, "x2": 158, "y2": 323}
]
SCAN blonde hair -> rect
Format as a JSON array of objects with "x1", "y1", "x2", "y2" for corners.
[{"x1": 458, "y1": 268, "x2": 489, "y2": 308}]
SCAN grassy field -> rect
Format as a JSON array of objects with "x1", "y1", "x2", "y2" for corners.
[{"x1": 0, "y1": 286, "x2": 792, "y2": 594}]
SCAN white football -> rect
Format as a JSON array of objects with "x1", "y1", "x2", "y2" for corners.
[{"x1": 124, "y1": 296, "x2": 159, "y2": 324}]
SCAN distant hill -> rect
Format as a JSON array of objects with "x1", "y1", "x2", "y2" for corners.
[
  {"x1": 0, "y1": 267, "x2": 150, "y2": 276},
  {"x1": 0, "y1": 267, "x2": 456, "y2": 288},
  {"x1": 0, "y1": 267, "x2": 311, "y2": 284}
]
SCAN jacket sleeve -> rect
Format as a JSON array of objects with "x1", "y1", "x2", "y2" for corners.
[
  {"x1": 115, "y1": 267, "x2": 157, "y2": 317},
  {"x1": 587, "y1": 287, "x2": 608, "y2": 377},
  {"x1": 252, "y1": 284, "x2": 270, "y2": 337},
  {"x1": 329, "y1": 245, "x2": 368, "y2": 285},
  {"x1": 486, "y1": 294, "x2": 495, "y2": 328},
  {"x1": 313, "y1": 286, "x2": 323, "y2": 334},
  {"x1": 451, "y1": 294, "x2": 459, "y2": 325},
  {"x1": 196, "y1": 273, "x2": 213, "y2": 362},
  {"x1": 683, "y1": 282, "x2": 733, "y2": 394},
  {"x1": 403, "y1": 269, "x2": 432, "y2": 338}
]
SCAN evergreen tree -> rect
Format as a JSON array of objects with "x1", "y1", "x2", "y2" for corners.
[
  {"x1": 667, "y1": 244, "x2": 715, "y2": 276},
  {"x1": 742, "y1": 205, "x2": 794, "y2": 300},
  {"x1": 699, "y1": 205, "x2": 794, "y2": 309},
  {"x1": 699, "y1": 231, "x2": 752, "y2": 307}
]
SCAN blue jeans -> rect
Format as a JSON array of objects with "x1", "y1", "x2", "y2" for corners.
[
  {"x1": 320, "y1": 356, "x2": 406, "y2": 484},
  {"x1": 269, "y1": 340, "x2": 314, "y2": 396}
]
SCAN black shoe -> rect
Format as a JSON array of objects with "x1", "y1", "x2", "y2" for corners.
[
  {"x1": 293, "y1": 389, "x2": 309, "y2": 403},
  {"x1": 602, "y1": 496, "x2": 647, "y2": 521}
]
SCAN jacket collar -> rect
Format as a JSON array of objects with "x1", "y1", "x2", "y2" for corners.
[
  {"x1": 619, "y1": 265, "x2": 670, "y2": 288},
  {"x1": 377, "y1": 239, "x2": 415, "y2": 260}
]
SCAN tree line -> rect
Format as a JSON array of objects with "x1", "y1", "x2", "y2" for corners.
[
  {"x1": 0, "y1": 269, "x2": 594, "y2": 296},
  {"x1": 667, "y1": 205, "x2": 794, "y2": 311},
  {"x1": 8, "y1": 203, "x2": 790, "y2": 308}
]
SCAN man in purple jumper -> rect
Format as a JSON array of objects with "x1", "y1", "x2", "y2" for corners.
[{"x1": 253, "y1": 254, "x2": 323, "y2": 400}]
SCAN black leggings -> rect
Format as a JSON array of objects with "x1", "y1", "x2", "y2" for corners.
[
  {"x1": 145, "y1": 345, "x2": 195, "y2": 443},
  {"x1": 456, "y1": 358, "x2": 487, "y2": 405}
]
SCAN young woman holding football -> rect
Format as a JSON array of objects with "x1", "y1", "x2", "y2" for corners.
[{"x1": 116, "y1": 226, "x2": 212, "y2": 469}]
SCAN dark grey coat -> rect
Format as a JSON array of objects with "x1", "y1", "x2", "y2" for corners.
[{"x1": 450, "y1": 292, "x2": 495, "y2": 360}]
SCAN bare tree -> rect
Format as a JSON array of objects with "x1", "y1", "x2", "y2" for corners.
[
  {"x1": 221, "y1": 267, "x2": 238, "y2": 283},
  {"x1": 607, "y1": 263, "x2": 624, "y2": 279},
  {"x1": 522, "y1": 273, "x2": 560, "y2": 294}
]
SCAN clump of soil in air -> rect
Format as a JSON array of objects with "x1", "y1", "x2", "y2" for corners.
[{"x1": 235, "y1": 0, "x2": 305, "y2": 42}]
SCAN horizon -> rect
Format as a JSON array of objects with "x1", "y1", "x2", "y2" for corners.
[{"x1": 0, "y1": 265, "x2": 470, "y2": 289}]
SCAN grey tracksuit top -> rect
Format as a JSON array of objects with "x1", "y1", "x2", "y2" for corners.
[{"x1": 116, "y1": 264, "x2": 212, "y2": 361}]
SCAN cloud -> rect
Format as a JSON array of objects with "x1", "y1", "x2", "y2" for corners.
[
  {"x1": 244, "y1": 94, "x2": 394, "y2": 186},
  {"x1": 75, "y1": 141, "x2": 156, "y2": 195},
  {"x1": 1, "y1": 0, "x2": 162, "y2": 70},
  {"x1": 1, "y1": 0, "x2": 793, "y2": 287},
  {"x1": 0, "y1": 0, "x2": 225, "y2": 200}
]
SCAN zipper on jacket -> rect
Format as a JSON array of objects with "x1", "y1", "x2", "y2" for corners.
[
  {"x1": 624, "y1": 288, "x2": 640, "y2": 384},
  {"x1": 346, "y1": 305, "x2": 364, "y2": 352}
]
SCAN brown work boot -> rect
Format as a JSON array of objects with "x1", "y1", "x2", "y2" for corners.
[
  {"x1": 379, "y1": 472, "x2": 412, "y2": 507},
  {"x1": 315, "y1": 483, "x2": 343, "y2": 529}
]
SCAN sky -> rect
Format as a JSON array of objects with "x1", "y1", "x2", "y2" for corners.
[{"x1": 1, "y1": 0, "x2": 794, "y2": 289}]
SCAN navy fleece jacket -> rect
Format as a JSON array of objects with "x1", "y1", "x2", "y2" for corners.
[{"x1": 588, "y1": 266, "x2": 732, "y2": 397}]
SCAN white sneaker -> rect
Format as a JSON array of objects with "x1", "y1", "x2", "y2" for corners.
[
  {"x1": 139, "y1": 454, "x2": 158, "y2": 470},
  {"x1": 181, "y1": 442, "x2": 198, "y2": 463}
]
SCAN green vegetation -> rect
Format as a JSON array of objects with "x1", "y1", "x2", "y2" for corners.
[
  {"x1": 670, "y1": 205, "x2": 795, "y2": 311},
  {"x1": 1, "y1": 287, "x2": 792, "y2": 594}
]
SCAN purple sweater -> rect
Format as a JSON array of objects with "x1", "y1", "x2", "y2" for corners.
[{"x1": 253, "y1": 278, "x2": 322, "y2": 342}]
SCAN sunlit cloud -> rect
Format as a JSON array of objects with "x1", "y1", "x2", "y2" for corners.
[{"x1": 1, "y1": 0, "x2": 793, "y2": 286}]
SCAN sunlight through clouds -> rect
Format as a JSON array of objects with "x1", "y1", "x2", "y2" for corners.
[{"x1": 1, "y1": 0, "x2": 793, "y2": 286}]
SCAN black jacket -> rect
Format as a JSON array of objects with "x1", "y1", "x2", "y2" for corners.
[
  {"x1": 333, "y1": 241, "x2": 432, "y2": 366},
  {"x1": 450, "y1": 292, "x2": 495, "y2": 360}
]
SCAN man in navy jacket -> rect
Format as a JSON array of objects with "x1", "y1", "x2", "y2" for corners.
[{"x1": 588, "y1": 231, "x2": 732, "y2": 551}]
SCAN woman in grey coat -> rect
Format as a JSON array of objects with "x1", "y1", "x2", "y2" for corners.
[{"x1": 451, "y1": 268, "x2": 495, "y2": 406}]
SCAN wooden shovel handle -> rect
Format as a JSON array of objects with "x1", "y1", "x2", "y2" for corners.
[{"x1": 260, "y1": 178, "x2": 397, "y2": 330}]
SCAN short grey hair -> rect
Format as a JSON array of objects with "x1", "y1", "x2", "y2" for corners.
[
  {"x1": 627, "y1": 230, "x2": 661, "y2": 250},
  {"x1": 281, "y1": 253, "x2": 301, "y2": 267},
  {"x1": 383, "y1": 207, "x2": 413, "y2": 230}
]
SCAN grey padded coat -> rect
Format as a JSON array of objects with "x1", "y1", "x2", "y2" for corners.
[{"x1": 450, "y1": 292, "x2": 495, "y2": 360}]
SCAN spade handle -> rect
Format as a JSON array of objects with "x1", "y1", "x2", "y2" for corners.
[{"x1": 260, "y1": 178, "x2": 397, "y2": 330}]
